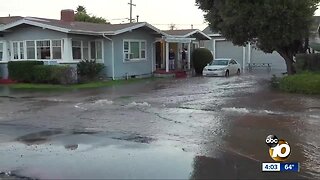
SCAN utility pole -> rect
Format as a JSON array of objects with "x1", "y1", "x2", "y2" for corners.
[{"x1": 128, "y1": 0, "x2": 136, "y2": 23}]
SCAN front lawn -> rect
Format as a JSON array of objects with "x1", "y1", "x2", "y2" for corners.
[{"x1": 278, "y1": 72, "x2": 320, "y2": 94}]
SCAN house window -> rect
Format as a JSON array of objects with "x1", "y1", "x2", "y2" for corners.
[
  {"x1": 72, "y1": 40, "x2": 102, "y2": 61},
  {"x1": 123, "y1": 40, "x2": 147, "y2": 61},
  {"x1": 26, "y1": 41, "x2": 35, "y2": 59},
  {"x1": 83, "y1": 41, "x2": 89, "y2": 60},
  {"x1": 140, "y1": 42, "x2": 146, "y2": 59},
  {"x1": 72, "y1": 40, "x2": 81, "y2": 60},
  {"x1": 12, "y1": 41, "x2": 25, "y2": 60},
  {"x1": 0, "y1": 43, "x2": 3, "y2": 61},
  {"x1": 90, "y1": 41, "x2": 103, "y2": 60},
  {"x1": 52, "y1": 40, "x2": 62, "y2": 59},
  {"x1": 96, "y1": 41, "x2": 102, "y2": 60},
  {"x1": 19, "y1": 42, "x2": 24, "y2": 59},
  {"x1": 13, "y1": 42, "x2": 19, "y2": 59},
  {"x1": 37, "y1": 40, "x2": 51, "y2": 59},
  {"x1": 90, "y1": 41, "x2": 96, "y2": 59}
]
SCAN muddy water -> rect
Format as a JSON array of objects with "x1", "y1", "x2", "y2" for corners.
[{"x1": 0, "y1": 73, "x2": 319, "y2": 179}]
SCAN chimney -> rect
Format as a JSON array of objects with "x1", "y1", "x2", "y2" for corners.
[{"x1": 61, "y1": 9, "x2": 75, "y2": 22}]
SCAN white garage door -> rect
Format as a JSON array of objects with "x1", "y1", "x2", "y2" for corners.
[{"x1": 215, "y1": 40, "x2": 244, "y2": 68}]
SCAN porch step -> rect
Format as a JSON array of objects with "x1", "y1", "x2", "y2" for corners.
[
  {"x1": 175, "y1": 71, "x2": 187, "y2": 78},
  {"x1": 154, "y1": 70, "x2": 187, "y2": 78},
  {"x1": 0, "y1": 79, "x2": 17, "y2": 84}
]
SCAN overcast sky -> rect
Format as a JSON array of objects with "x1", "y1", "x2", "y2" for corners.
[
  {"x1": 1, "y1": 0, "x2": 320, "y2": 31},
  {"x1": 0, "y1": 0, "x2": 208, "y2": 30}
]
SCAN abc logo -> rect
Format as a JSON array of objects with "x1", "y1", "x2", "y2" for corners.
[{"x1": 265, "y1": 135, "x2": 291, "y2": 162}]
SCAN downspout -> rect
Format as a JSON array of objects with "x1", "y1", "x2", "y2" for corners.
[{"x1": 102, "y1": 34, "x2": 115, "y2": 80}]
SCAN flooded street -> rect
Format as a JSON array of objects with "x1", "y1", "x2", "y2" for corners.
[{"x1": 0, "y1": 73, "x2": 319, "y2": 179}]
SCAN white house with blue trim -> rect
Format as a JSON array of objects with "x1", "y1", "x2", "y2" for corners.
[{"x1": 0, "y1": 10, "x2": 210, "y2": 80}]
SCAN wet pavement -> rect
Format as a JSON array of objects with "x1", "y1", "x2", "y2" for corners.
[{"x1": 0, "y1": 72, "x2": 319, "y2": 179}]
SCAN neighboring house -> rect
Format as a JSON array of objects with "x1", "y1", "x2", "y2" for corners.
[
  {"x1": 0, "y1": 9, "x2": 209, "y2": 80},
  {"x1": 202, "y1": 27, "x2": 286, "y2": 72}
]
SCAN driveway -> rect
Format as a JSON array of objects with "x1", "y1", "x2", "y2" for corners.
[{"x1": 0, "y1": 73, "x2": 319, "y2": 179}]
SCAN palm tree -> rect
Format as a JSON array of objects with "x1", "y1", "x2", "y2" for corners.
[{"x1": 76, "y1": 6, "x2": 87, "y2": 14}]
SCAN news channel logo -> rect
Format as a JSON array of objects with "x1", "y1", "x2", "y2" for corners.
[{"x1": 265, "y1": 135, "x2": 291, "y2": 162}]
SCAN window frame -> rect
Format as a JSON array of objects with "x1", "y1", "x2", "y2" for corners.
[
  {"x1": 72, "y1": 40, "x2": 82, "y2": 60},
  {"x1": 72, "y1": 39, "x2": 104, "y2": 62},
  {"x1": 82, "y1": 41, "x2": 89, "y2": 60},
  {"x1": 11, "y1": 41, "x2": 25, "y2": 60},
  {"x1": 52, "y1": 40, "x2": 62, "y2": 60},
  {"x1": 123, "y1": 39, "x2": 147, "y2": 62},
  {"x1": 26, "y1": 40, "x2": 36, "y2": 60},
  {"x1": 11, "y1": 39, "x2": 63, "y2": 61},
  {"x1": 36, "y1": 40, "x2": 51, "y2": 60}
]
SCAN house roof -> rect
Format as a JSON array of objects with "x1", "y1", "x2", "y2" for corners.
[
  {"x1": 0, "y1": 16, "x2": 23, "y2": 25},
  {"x1": 0, "y1": 16, "x2": 167, "y2": 36},
  {"x1": 202, "y1": 26, "x2": 221, "y2": 37},
  {"x1": 164, "y1": 29, "x2": 197, "y2": 36},
  {"x1": 0, "y1": 15, "x2": 211, "y2": 41},
  {"x1": 163, "y1": 29, "x2": 211, "y2": 40}
]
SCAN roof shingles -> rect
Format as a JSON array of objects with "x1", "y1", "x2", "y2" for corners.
[
  {"x1": 24, "y1": 17, "x2": 145, "y2": 33},
  {"x1": 163, "y1": 29, "x2": 197, "y2": 36},
  {"x1": 0, "y1": 16, "x2": 23, "y2": 25}
]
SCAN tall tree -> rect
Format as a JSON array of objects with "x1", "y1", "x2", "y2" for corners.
[
  {"x1": 196, "y1": 0, "x2": 320, "y2": 75},
  {"x1": 75, "y1": 5, "x2": 109, "y2": 24}
]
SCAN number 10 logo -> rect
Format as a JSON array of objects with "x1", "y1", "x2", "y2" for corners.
[{"x1": 266, "y1": 135, "x2": 291, "y2": 162}]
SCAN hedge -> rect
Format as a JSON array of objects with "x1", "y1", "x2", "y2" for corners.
[
  {"x1": 192, "y1": 48, "x2": 213, "y2": 75},
  {"x1": 8, "y1": 61, "x2": 77, "y2": 84},
  {"x1": 295, "y1": 54, "x2": 320, "y2": 73},
  {"x1": 8, "y1": 61, "x2": 44, "y2": 82},
  {"x1": 33, "y1": 65, "x2": 77, "y2": 84}
]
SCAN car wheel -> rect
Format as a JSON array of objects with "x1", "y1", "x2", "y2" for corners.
[
  {"x1": 225, "y1": 70, "x2": 230, "y2": 77},
  {"x1": 237, "y1": 69, "x2": 241, "y2": 75}
]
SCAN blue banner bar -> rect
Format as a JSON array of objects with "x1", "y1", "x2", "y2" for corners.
[{"x1": 280, "y1": 162, "x2": 300, "y2": 172}]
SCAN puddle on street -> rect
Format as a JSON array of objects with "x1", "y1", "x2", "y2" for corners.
[{"x1": 0, "y1": 133, "x2": 194, "y2": 179}]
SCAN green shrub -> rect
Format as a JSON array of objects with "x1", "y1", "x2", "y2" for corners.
[
  {"x1": 279, "y1": 72, "x2": 320, "y2": 94},
  {"x1": 77, "y1": 60, "x2": 105, "y2": 82},
  {"x1": 51, "y1": 65, "x2": 77, "y2": 84},
  {"x1": 32, "y1": 65, "x2": 77, "y2": 84},
  {"x1": 192, "y1": 48, "x2": 213, "y2": 75},
  {"x1": 8, "y1": 61, "x2": 44, "y2": 82},
  {"x1": 33, "y1": 65, "x2": 52, "y2": 83},
  {"x1": 295, "y1": 54, "x2": 320, "y2": 73}
]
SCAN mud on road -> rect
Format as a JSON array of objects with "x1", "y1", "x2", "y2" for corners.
[{"x1": 0, "y1": 74, "x2": 319, "y2": 179}]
